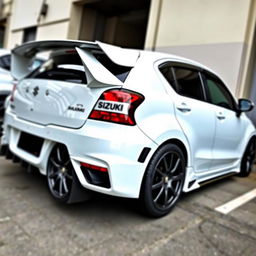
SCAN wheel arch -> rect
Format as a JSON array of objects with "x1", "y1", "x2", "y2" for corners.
[
  {"x1": 242, "y1": 133, "x2": 256, "y2": 156},
  {"x1": 139, "y1": 137, "x2": 190, "y2": 197},
  {"x1": 158, "y1": 138, "x2": 189, "y2": 166}
]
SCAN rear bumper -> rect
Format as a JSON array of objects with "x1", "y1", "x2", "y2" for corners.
[{"x1": 2, "y1": 110, "x2": 157, "y2": 198}]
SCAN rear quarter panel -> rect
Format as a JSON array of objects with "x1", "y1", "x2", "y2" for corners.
[{"x1": 123, "y1": 55, "x2": 191, "y2": 166}]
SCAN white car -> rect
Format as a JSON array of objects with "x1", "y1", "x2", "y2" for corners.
[
  {"x1": 1, "y1": 40, "x2": 255, "y2": 217},
  {"x1": 0, "y1": 49, "x2": 13, "y2": 131}
]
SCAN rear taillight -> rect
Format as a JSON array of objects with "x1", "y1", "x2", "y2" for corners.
[
  {"x1": 10, "y1": 82, "x2": 17, "y2": 102},
  {"x1": 89, "y1": 89, "x2": 144, "y2": 125}
]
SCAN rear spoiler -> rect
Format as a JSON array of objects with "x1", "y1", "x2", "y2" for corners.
[{"x1": 11, "y1": 40, "x2": 140, "y2": 86}]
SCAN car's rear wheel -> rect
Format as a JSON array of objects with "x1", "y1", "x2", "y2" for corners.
[
  {"x1": 47, "y1": 144, "x2": 74, "y2": 203},
  {"x1": 140, "y1": 144, "x2": 186, "y2": 217},
  {"x1": 238, "y1": 138, "x2": 256, "y2": 177}
]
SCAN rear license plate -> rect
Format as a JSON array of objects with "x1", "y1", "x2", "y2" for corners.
[{"x1": 18, "y1": 132, "x2": 44, "y2": 157}]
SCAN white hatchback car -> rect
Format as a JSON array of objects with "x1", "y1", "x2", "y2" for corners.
[{"x1": 1, "y1": 40, "x2": 255, "y2": 217}]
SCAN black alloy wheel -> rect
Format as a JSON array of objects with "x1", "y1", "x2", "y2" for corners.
[
  {"x1": 239, "y1": 138, "x2": 256, "y2": 177},
  {"x1": 141, "y1": 144, "x2": 185, "y2": 217},
  {"x1": 47, "y1": 144, "x2": 74, "y2": 202}
]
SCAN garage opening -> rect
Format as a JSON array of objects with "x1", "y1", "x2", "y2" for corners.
[
  {"x1": 0, "y1": 19, "x2": 6, "y2": 48},
  {"x1": 78, "y1": 0, "x2": 150, "y2": 49}
]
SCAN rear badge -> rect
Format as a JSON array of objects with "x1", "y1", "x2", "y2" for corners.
[
  {"x1": 33, "y1": 86, "x2": 39, "y2": 96},
  {"x1": 68, "y1": 104, "x2": 85, "y2": 113},
  {"x1": 95, "y1": 100, "x2": 129, "y2": 114}
]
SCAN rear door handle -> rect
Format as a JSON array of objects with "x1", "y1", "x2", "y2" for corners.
[
  {"x1": 176, "y1": 103, "x2": 191, "y2": 112},
  {"x1": 216, "y1": 112, "x2": 226, "y2": 120}
]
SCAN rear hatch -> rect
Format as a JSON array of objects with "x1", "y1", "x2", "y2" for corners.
[{"x1": 11, "y1": 40, "x2": 139, "y2": 128}]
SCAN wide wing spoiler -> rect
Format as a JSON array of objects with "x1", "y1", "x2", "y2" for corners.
[{"x1": 11, "y1": 40, "x2": 140, "y2": 86}]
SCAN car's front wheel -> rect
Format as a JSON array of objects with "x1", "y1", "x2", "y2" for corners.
[
  {"x1": 140, "y1": 144, "x2": 186, "y2": 217},
  {"x1": 238, "y1": 138, "x2": 256, "y2": 177}
]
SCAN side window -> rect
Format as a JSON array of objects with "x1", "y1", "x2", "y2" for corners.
[
  {"x1": 203, "y1": 73, "x2": 235, "y2": 110},
  {"x1": 159, "y1": 65, "x2": 177, "y2": 91},
  {"x1": 174, "y1": 67, "x2": 204, "y2": 101},
  {"x1": 0, "y1": 55, "x2": 11, "y2": 71}
]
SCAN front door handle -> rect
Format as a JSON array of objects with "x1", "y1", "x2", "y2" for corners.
[
  {"x1": 176, "y1": 103, "x2": 191, "y2": 112},
  {"x1": 216, "y1": 112, "x2": 226, "y2": 120}
]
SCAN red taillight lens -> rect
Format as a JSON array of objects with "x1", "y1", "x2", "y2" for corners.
[
  {"x1": 80, "y1": 162, "x2": 108, "y2": 172},
  {"x1": 10, "y1": 83, "x2": 17, "y2": 102},
  {"x1": 89, "y1": 89, "x2": 144, "y2": 125}
]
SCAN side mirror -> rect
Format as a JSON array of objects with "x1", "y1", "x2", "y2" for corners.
[{"x1": 238, "y1": 99, "x2": 254, "y2": 113}]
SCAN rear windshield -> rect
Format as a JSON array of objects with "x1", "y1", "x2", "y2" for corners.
[
  {"x1": 28, "y1": 53, "x2": 87, "y2": 84},
  {"x1": 27, "y1": 50, "x2": 132, "y2": 84}
]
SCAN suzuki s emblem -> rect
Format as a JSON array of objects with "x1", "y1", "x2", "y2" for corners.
[{"x1": 33, "y1": 86, "x2": 39, "y2": 96}]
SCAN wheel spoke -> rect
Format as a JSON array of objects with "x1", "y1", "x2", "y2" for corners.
[
  {"x1": 171, "y1": 173, "x2": 183, "y2": 182},
  {"x1": 63, "y1": 159, "x2": 71, "y2": 167},
  {"x1": 169, "y1": 158, "x2": 180, "y2": 174},
  {"x1": 249, "y1": 150, "x2": 256, "y2": 159},
  {"x1": 59, "y1": 177, "x2": 63, "y2": 196},
  {"x1": 154, "y1": 186, "x2": 164, "y2": 202},
  {"x1": 49, "y1": 171, "x2": 58, "y2": 179},
  {"x1": 152, "y1": 181, "x2": 164, "y2": 190},
  {"x1": 66, "y1": 173, "x2": 73, "y2": 180},
  {"x1": 63, "y1": 177, "x2": 68, "y2": 194},
  {"x1": 168, "y1": 154, "x2": 174, "y2": 172},
  {"x1": 163, "y1": 157, "x2": 169, "y2": 172},
  {"x1": 56, "y1": 147, "x2": 62, "y2": 163},
  {"x1": 50, "y1": 158, "x2": 60, "y2": 168},
  {"x1": 169, "y1": 185, "x2": 177, "y2": 196},
  {"x1": 156, "y1": 168, "x2": 165, "y2": 177}
]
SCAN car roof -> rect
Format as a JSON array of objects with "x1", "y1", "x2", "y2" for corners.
[
  {"x1": 139, "y1": 50, "x2": 220, "y2": 78},
  {"x1": 0, "y1": 49, "x2": 10, "y2": 57}
]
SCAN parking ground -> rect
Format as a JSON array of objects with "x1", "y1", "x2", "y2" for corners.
[{"x1": 0, "y1": 156, "x2": 255, "y2": 256}]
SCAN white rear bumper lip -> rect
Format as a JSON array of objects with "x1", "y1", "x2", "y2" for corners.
[{"x1": 3, "y1": 110, "x2": 156, "y2": 198}]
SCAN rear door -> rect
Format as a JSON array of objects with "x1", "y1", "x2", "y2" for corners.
[{"x1": 160, "y1": 64, "x2": 216, "y2": 173}]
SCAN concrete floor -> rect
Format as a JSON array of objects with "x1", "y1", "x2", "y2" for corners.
[{"x1": 0, "y1": 157, "x2": 255, "y2": 256}]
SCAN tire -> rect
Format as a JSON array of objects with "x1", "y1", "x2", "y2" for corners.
[
  {"x1": 47, "y1": 144, "x2": 74, "y2": 203},
  {"x1": 238, "y1": 138, "x2": 256, "y2": 177},
  {"x1": 140, "y1": 144, "x2": 186, "y2": 218}
]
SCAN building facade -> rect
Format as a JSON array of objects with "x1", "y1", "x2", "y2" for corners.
[{"x1": 1, "y1": 0, "x2": 256, "y2": 122}]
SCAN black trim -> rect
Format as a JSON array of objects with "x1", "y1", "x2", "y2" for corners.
[
  {"x1": 158, "y1": 61, "x2": 203, "y2": 72},
  {"x1": 188, "y1": 180, "x2": 196, "y2": 188},
  {"x1": 200, "y1": 70, "x2": 238, "y2": 112},
  {"x1": 159, "y1": 61, "x2": 206, "y2": 102},
  {"x1": 138, "y1": 147, "x2": 151, "y2": 163},
  {"x1": 81, "y1": 166, "x2": 110, "y2": 188},
  {"x1": 199, "y1": 172, "x2": 236, "y2": 186},
  {"x1": 0, "y1": 144, "x2": 8, "y2": 156}
]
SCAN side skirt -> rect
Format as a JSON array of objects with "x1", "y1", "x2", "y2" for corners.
[{"x1": 198, "y1": 172, "x2": 237, "y2": 187}]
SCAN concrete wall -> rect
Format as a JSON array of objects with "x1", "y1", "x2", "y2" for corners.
[
  {"x1": 6, "y1": 0, "x2": 72, "y2": 48},
  {"x1": 11, "y1": 0, "x2": 41, "y2": 30},
  {"x1": 0, "y1": 0, "x2": 13, "y2": 48},
  {"x1": 145, "y1": 0, "x2": 253, "y2": 96},
  {"x1": 37, "y1": 21, "x2": 70, "y2": 41}
]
